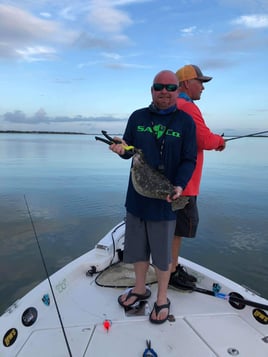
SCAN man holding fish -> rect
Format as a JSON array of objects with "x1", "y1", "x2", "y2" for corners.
[{"x1": 109, "y1": 70, "x2": 197, "y2": 324}]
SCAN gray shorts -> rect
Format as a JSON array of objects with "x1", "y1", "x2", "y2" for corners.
[
  {"x1": 124, "y1": 212, "x2": 176, "y2": 271},
  {"x1": 175, "y1": 196, "x2": 199, "y2": 237}
]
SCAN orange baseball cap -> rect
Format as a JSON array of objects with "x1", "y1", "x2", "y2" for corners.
[{"x1": 176, "y1": 65, "x2": 212, "y2": 83}]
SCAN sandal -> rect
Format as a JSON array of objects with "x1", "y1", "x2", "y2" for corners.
[
  {"x1": 118, "y1": 287, "x2": 151, "y2": 308},
  {"x1": 149, "y1": 298, "x2": 170, "y2": 324}
]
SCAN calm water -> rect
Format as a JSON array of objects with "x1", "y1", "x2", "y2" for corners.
[{"x1": 0, "y1": 133, "x2": 268, "y2": 314}]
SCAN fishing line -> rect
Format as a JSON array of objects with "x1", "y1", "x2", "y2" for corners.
[
  {"x1": 24, "y1": 195, "x2": 72, "y2": 357},
  {"x1": 225, "y1": 130, "x2": 268, "y2": 142}
]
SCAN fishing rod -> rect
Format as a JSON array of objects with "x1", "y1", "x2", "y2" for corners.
[
  {"x1": 224, "y1": 130, "x2": 268, "y2": 142},
  {"x1": 190, "y1": 284, "x2": 268, "y2": 311},
  {"x1": 24, "y1": 195, "x2": 72, "y2": 357}
]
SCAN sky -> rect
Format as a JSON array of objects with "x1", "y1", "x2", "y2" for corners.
[{"x1": 0, "y1": 0, "x2": 267, "y2": 135}]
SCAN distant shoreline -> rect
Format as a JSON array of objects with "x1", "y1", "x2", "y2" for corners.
[
  {"x1": 0, "y1": 130, "x2": 267, "y2": 138},
  {"x1": 0, "y1": 130, "x2": 123, "y2": 135},
  {"x1": 0, "y1": 130, "x2": 88, "y2": 135}
]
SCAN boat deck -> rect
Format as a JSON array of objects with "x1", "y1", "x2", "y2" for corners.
[
  {"x1": 13, "y1": 278, "x2": 268, "y2": 357},
  {"x1": 1, "y1": 222, "x2": 267, "y2": 356}
]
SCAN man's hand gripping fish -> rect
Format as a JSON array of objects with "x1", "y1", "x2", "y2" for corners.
[{"x1": 95, "y1": 131, "x2": 189, "y2": 211}]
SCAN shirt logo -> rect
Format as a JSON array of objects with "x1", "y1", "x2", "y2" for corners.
[
  {"x1": 153, "y1": 124, "x2": 166, "y2": 139},
  {"x1": 137, "y1": 125, "x2": 181, "y2": 138}
]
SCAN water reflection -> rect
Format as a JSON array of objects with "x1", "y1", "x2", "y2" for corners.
[{"x1": 0, "y1": 134, "x2": 268, "y2": 314}]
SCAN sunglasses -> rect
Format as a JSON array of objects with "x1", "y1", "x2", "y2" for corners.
[{"x1": 153, "y1": 83, "x2": 178, "y2": 92}]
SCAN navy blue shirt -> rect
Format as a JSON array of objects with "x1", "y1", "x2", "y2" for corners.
[{"x1": 122, "y1": 104, "x2": 197, "y2": 221}]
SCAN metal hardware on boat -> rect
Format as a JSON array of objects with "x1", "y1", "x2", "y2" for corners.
[
  {"x1": 227, "y1": 347, "x2": 239, "y2": 355},
  {"x1": 167, "y1": 314, "x2": 175, "y2": 322},
  {"x1": 212, "y1": 283, "x2": 221, "y2": 293},
  {"x1": 5, "y1": 300, "x2": 19, "y2": 314},
  {"x1": 21, "y1": 307, "x2": 38, "y2": 326},
  {"x1": 96, "y1": 242, "x2": 113, "y2": 255},
  {"x1": 125, "y1": 300, "x2": 150, "y2": 316},
  {"x1": 228, "y1": 292, "x2": 246, "y2": 310},
  {"x1": 117, "y1": 248, "x2": 124, "y2": 261},
  {"x1": 262, "y1": 336, "x2": 268, "y2": 343},
  {"x1": 86, "y1": 266, "x2": 97, "y2": 276}
]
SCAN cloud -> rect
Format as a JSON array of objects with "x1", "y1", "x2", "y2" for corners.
[
  {"x1": 219, "y1": 0, "x2": 268, "y2": 12},
  {"x1": 0, "y1": 4, "x2": 77, "y2": 60},
  {"x1": 232, "y1": 14, "x2": 268, "y2": 28},
  {"x1": 180, "y1": 26, "x2": 197, "y2": 36},
  {"x1": 198, "y1": 58, "x2": 237, "y2": 69},
  {"x1": 104, "y1": 62, "x2": 150, "y2": 69},
  {"x1": 2, "y1": 109, "x2": 127, "y2": 125},
  {"x1": 219, "y1": 26, "x2": 268, "y2": 53},
  {"x1": 77, "y1": 50, "x2": 149, "y2": 69},
  {"x1": 3, "y1": 109, "x2": 49, "y2": 124},
  {"x1": 0, "y1": 1, "x2": 147, "y2": 62},
  {"x1": 101, "y1": 52, "x2": 123, "y2": 60},
  {"x1": 59, "y1": 6, "x2": 78, "y2": 21},
  {"x1": 177, "y1": 12, "x2": 268, "y2": 68},
  {"x1": 75, "y1": 32, "x2": 130, "y2": 50},
  {"x1": 16, "y1": 46, "x2": 58, "y2": 62},
  {"x1": 0, "y1": 5, "x2": 75, "y2": 43},
  {"x1": 87, "y1": 3, "x2": 133, "y2": 33},
  {"x1": 40, "y1": 12, "x2": 51, "y2": 18},
  {"x1": 73, "y1": 1, "x2": 137, "y2": 50}
]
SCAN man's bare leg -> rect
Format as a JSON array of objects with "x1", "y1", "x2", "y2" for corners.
[
  {"x1": 119, "y1": 261, "x2": 149, "y2": 306},
  {"x1": 171, "y1": 235, "x2": 182, "y2": 273},
  {"x1": 150, "y1": 263, "x2": 171, "y2": 321}
]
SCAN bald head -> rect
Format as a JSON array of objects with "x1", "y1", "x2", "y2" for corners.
[
  {"x1": 153, "y1": 70, "x2": 179, "y2": 86},
  {"x1": 151, "y1": 70, "x2": 179, "y2": 110}
]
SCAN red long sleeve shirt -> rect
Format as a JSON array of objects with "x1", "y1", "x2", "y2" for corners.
[{"x1": 177, "y1": 95, "x2": 225, "y2": 196}]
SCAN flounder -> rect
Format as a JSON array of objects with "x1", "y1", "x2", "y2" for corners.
[{"x1": 131, "y1": 149, "x2": 189, "y2": 211}]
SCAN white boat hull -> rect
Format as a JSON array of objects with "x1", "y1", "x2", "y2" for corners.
[{"x1": 1, "y1": 221, "x2": 267, "y2": 356}]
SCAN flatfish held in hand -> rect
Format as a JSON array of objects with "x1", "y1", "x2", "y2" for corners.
[{"x1": 131, "y1": 150, "x2": 189, "y2": 211}]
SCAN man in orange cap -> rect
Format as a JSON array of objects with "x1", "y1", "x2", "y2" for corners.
[{"x1": 169, "y1": 64, "x2": 226, "y2": 290}]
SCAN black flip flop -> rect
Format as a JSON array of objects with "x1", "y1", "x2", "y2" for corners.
[
  {"x1": 118, "y1": 287, "x2": 151, "y2": 308},
  {"x1": 149, "y1": 298, "x2": 170, "y2": 324}
]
